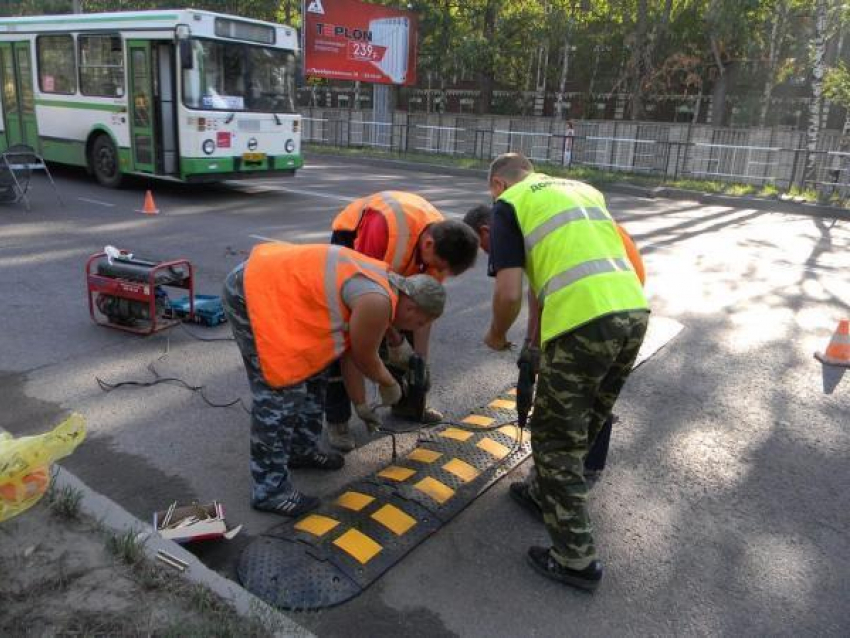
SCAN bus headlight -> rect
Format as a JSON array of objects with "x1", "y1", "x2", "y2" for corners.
[
  {"x1": 285, "y1": 139, "x2": 295, "y2": 153},
  {"x1": 202, "y1": 139, "x2": 216, "y2": 155}
]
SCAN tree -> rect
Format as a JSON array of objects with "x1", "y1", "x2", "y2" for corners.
[{"x1": 806, "y1": 0, "x2": 829, "y2": 181}]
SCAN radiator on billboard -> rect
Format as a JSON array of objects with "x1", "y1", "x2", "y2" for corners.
[{"x1": 303, "y1": 0, "x2": 418, "y2": 86}]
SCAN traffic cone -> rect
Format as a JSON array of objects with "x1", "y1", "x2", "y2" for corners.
[
  {"x1": 815, "y1": 319, "x2": 850, "y2": 367},
  {"x1": 137, "y1": 190, "x2": 159, "y2": 215}
]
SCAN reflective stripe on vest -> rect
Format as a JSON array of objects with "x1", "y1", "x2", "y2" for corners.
[
  {"x1": 331, "y1": 191, "x2": 443, "y2": 276},
  {"x1": 498, "y1": 174, "x2": 648, "y2": 343},
  {"x1": 244, "y1": 244, "x2": 397, "y2": 387}
]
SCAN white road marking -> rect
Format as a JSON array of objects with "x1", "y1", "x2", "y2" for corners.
[
  {"x1": 78, "y1": 197, "x2": 115, "y2": 207},
  {"x1": 278, "y1": 186, "x2": 351, "y2": 201},
  {"x1": 249, "y1": 234, "x2": 287, "y2": 243}
]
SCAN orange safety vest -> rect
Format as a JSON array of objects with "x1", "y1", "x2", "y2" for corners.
[
  {"x1": 244, "y1": 244, "x2": 398, "y2": 388},
  {"x1": 617, "y1": 224, "x2": 646, "y2": 286},
  {"x1": 332, "y1": 191, "x2": 444, "y2": 277}
]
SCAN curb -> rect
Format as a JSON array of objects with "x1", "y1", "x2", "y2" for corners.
[
  {"x1": 305, "y1": 150, "x2": 850, "y2": 221},
  {"x1": 53, "y1": 466, "x2": 312, "y2": 638}
]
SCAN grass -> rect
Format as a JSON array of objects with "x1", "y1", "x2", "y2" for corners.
[
  {"x1": 105, "y1": 528, "x2": 146, "y2": 566},
  {"x1": 45, "y1": 482, "x2": 83, "y2": 521},
  {"x1": 306, "y1": 143, "x2": 839, "y2": 206}
]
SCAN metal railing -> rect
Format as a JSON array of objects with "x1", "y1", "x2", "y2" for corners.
[{"x1": 301, "y1": 114, "x2": 850, "y2": 201}]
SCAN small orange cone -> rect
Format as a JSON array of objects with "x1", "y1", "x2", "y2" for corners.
[
  {"x1": 815, "y1": 319, "x2": 850, "y2": 367},
  {"x1": 137, "y1": 190, "x2": 159, "y2": 215}
]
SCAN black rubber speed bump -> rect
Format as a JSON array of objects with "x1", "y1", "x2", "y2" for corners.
[{"x1": 238, "y1": 387, "x2": 529, "y2": 610}]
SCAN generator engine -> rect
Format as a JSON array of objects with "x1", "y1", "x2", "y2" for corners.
[{"x1": 86, "y1": 251, "x2": 194, "y2": 335}]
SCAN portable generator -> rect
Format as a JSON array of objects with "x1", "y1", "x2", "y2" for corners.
[{"x1": 86, "y1": 250, "x2": 194, "y2": 335}]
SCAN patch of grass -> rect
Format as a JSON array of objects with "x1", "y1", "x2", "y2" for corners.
[
  {"x1": 160, "y1": 583, "x2": 272, "y2": 638},
  {"x1": 46, "y1": 484, "x2": 83, "y2": 520},
  {"x1": 105, "y1": 528, "x2": 146, "y2": 566}
]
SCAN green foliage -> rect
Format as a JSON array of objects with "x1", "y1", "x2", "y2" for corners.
[{"x1": 824, "y1": 63, "x2": 850, "y2": 109}]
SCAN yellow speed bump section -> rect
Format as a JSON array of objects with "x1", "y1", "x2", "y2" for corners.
[
  {"x1": 443, "y1": 458, "x2": 480, "y2": 483},
  {"x1": 371, "y1": 504, "x2": 416, "y2": 536},
  {"x1": 378, "y1": 466, "x2": 416, "y2": 482},
  {"x1": 333, "y1": 529, "x2": 383, "y2": 564},
  {"x1": 439, "y1": 428, "x2": 474, "y2": 442},
  {"x1": 336, "y1": 491, "x2": 375, "y2": 512},
  {"x1": 507, "y1": 388, "x2": 517, "y2": 395},
  {"x1": 490, "y1": 399, "x2": 517, "y2": 410},
  {"x1": 294, "y1": 514, "x2": 340, "y2": 537},
  {"x1": 414, "y1": 477, "x2": 455, "y2": 504},
  {"x1": 407, "y1": 448, "x2": 442, "y2": 463},
  {"x1": 462, "y1": 414, "x2": 494, "y2": 427},
  {"x1": 477, "y1": 437, "x2": 510, "y2": 459},
  {"x1": 498, "y1": 425, "x2": 519, "y2": 440}
]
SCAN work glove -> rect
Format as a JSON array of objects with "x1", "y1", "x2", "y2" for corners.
[
  {"x1": 354, "y1": 403, "x2": 382, "y2": 433},
  {"x1": 378, "y1": 380, "x2": 403, "y2": 407},
  {"x1": 387, "y1": 339, "x2": 415, "y2": 370},
  {"x1": 518, "y1": 340, "x2": 541, "y2": 376}
]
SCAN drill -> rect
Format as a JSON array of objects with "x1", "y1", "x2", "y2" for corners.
[
  {"x1": 516, "y1": 346, "x2": 538, "y2": 429},
  {"x1": 388, "y1": 353, "x2": 428, "y2": 421}
]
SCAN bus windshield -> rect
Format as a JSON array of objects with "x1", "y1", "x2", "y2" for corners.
[{"x1": 182, "y1": 39, "x2": 296, "y2": 113}]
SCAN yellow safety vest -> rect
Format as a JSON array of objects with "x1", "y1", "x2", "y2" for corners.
[{"x1": 498, "y1": 173, "x2": 648, "y2": 345}]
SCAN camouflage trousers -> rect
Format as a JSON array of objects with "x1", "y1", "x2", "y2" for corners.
[
  {"x1": 529, "y1": 310, "x2": 649, "y2": 569},
  {"x1": 222, "y1": 263, "x2": 328, "y2": 507}
]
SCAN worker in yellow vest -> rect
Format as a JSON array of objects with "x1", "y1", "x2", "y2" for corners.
[
  {"x1": 326, "y1": 191, "x2": 479, "y2": 450},
  {"x1": 222, "y1": 243, "x2": 446, "y2": 518},
  {"x1": 472, "y1": 153, "x2": 649, "y2": 591}
]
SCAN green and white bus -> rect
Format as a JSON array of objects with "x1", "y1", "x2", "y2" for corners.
[{"x1": 0, "y1": 9, "x2": 302, "y2": 186}]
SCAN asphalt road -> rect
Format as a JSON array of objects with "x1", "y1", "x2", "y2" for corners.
[{"x1": 2, "y1": 157, "x2": 849, "y2": 636}]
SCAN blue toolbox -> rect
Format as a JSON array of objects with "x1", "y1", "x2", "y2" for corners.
[{"x1": 169, "y1": 295, "x2": 227, "y2": 327}]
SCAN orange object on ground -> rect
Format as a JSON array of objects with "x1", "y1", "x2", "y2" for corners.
[
  {"x1": 617, "y1": 224, "x2": 646, "y2": 286},
  {"x1": 244, "y1": 243, "x2": 398, "y2": 388},
  {"x1": 138, "y1": 190, "x2": 159, "y2": 215},
  {"x1": 815, "y1": 319, "x2": 850, "y2": 367}
]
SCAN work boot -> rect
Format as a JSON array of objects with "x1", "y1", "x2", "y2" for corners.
[
  {"x1": 526, "y1": 546, "x2": 603, "y2": 592},
  {"x1": 421, "y1": 406, "x2": 444, "y2": 424},
  {"x1": 509, "y1": 481, "x2": 543, "y2": 522},
  {"x1": 327, "y1": 421, "x2": 356, "y2": 452},
  {"x1": 252, "y1": 490, "x2": 319, "y2": 518},
  {"x1": 289, "y1": 451, "x2": 345, "y2": 470}
]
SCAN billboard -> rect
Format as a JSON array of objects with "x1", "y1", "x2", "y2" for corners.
[{"x1": 303, "y1": 0, "x2": 418, "y2": 86}]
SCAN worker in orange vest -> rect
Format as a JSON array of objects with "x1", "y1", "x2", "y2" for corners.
[
  {"x1": 326, "y1": 191, "x2": 479, "y2": 451},
  {"x1": 223, "y1": 243, "x2": 446, "y2": 517},
  {"x1": 463, "y1": 203, "x2": 646, "y2": 482}
]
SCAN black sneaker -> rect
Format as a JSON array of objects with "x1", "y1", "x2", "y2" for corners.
[
  {"x1": 252, "y1": 491, "x2": 319, "y2": 518},
  {"x1": 509, "y1": 481, "x2": 543, "y2": 523},
  {"x1": 526, "y1": 546, "x2": 602, "y2": 592},
  {"x1": 289, "y1": 451, "x2": 345, "y2": 470}
]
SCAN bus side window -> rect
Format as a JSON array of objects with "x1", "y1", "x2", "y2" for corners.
[
  {"x1": 79, "y1": 34, "x2": 124, "y2": 98},
  {"x1": 37, "y1": 35, "x2": 77, "y2": 95}
]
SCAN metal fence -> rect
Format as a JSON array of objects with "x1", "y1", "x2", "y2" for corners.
[{"x1": 300, "y1": 109, "x2": 850, "y2": 199}]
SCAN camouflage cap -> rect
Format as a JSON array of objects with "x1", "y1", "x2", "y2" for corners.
[{"x1": 388, "y1": 272, "x2": 446, "y2": 318}]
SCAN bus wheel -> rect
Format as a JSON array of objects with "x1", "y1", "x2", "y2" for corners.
[{"x1": 90, "y1": 135, "x2": 123, "y2": 188}]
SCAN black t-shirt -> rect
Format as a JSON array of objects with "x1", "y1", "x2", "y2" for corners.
[{"x1": 488, "y1": 199, "x2": 526, "y2": 277}]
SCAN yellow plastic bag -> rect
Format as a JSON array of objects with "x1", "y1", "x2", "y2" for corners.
[{"x1": 0, "y1": 414, "x2": 86, "y2": 522}]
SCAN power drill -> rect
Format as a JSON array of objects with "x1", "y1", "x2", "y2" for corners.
[
  {"x1": 516, "y1": 347, "x2": 537, "y2": 429},
  {"x1": 388, "y1": 353, "x2": 428, "y2": 421}
]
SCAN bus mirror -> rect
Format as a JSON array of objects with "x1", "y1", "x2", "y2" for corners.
[{"x1": 179, "y1": 39, "x2": 193, "y2": 70}]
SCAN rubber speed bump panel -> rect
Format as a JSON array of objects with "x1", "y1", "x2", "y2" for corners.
[{"x1": 238, "y1": 385, "x2": 529, "y2": 610}]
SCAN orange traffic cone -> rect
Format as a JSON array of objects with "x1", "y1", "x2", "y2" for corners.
[
  {"x1": 815, "y1": 319, "x2": 850, "y2": 367},
  {"x1": 137, "y1": 190, "x2": 159, "y2": 215}
]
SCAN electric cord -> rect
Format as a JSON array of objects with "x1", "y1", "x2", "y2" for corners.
[
  {"x1": 178, "y1": 321, "x2": 235, "y2": 342},
  {"x1": 96, "y1": 356, "x2": 250, "y2": 414}
]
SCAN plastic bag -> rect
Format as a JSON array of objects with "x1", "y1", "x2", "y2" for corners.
[{"x1": 0, "y1": 414, "x2": 86, "y2": 522}]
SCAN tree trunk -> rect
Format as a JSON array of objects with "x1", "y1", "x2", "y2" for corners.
[
  {"x1": 555, "y1": 37, "x2": 570, "y2": 118},
  {"x1": 758, "y1": 1, "x2": 788, "y2": 127},
  {"x1": 475, "y1": 0, "x2": 500, "y2": 115},
  {"x1": 628, "y1": 0, "x2": 649, "y2": 120},
  {"x1": 806, "y1": 0, "x2": 829, "y2": 183},
  {"x1": 709, "y1": 34, "x2": 729, "y2": 126}
]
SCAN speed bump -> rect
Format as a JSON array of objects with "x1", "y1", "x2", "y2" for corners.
[
  {"x1": 238, "y1": 386, "x2": 528, "y2": 610},
  {"x1": 237, "y1": 316, "x2": 684, "y2": 611}
]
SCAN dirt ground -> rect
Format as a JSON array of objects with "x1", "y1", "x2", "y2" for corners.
[{"x1": 0, "y1": 485, "x2": 274, "y2": 638}]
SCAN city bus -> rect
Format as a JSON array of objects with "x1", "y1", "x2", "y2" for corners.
[{"x1": 0, "y1": 9, "x2": 302, "y2": 186}]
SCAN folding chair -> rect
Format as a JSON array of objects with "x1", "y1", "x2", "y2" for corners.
[{"x1": 0, "y1": 144, "x2": 64, "y2": 211}]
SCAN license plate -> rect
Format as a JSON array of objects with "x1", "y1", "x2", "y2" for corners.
[{"x1": 242, "y1": 152, "x2": 266, "y2": 162}]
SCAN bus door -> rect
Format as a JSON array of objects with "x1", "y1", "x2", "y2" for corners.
[
  {"x1": 0, "y1": 41, "x2": 40, "y2": 150},
  {"x1": 127, "y1": 40, "x2": 156, "y2": 173},
  {"x1": 154, "y1": 42, "x2": 178, "y2": 175}
]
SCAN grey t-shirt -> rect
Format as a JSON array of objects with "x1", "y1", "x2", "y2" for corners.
[{"x1": 341, "y1": 274, "x2": 389, "y2": 310}]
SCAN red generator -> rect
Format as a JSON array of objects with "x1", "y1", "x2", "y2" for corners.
[{"x1": 86, "y1": 251, "x2": 194, "y2": 335}]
